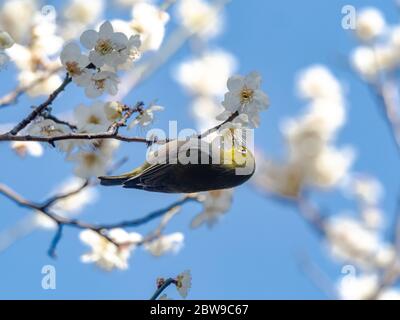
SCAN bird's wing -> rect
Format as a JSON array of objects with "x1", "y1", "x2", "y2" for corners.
[{"x1": 123, "y1": 141, "x2": 214, "y2": 192}]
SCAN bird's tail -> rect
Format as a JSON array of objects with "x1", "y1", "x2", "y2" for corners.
[
  {"x1": 99, "y1": 173, "x2": 132, "y2": 186},
  {"x1": 99, "y1": 165, "x2": 145, "y2": 186}
]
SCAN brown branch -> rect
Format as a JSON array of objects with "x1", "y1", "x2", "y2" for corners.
[
  {"x1": 198, "y1": 111, "x2": 239, "y2": 139},
  {"x1": 0, "y1": 132, "x2": 151, "y2": 144},
  {"x1": 42, "y1": 113, "x2": 77, "y2": 130},
  {"x1": 0, "y1": 101, "x2": 153, "y2": 145},
  {"x1": 149, "y1": 278, "x2": 177, "y2": 300},
  {"x1": 8, "y1": 74, "x2": 72, "y2": 135},
  {"x1": 0, "y1": 182, "x2": 197, "y2": 257}
]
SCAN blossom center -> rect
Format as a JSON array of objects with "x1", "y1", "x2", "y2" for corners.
[
  {"x1": 240, "y1": 87, "x2": 254, "y2": 104},
  {"x1": 95, "y1": 39, "x2": 114, "y2": 55},
  {"x1": 65, "y1": 61, "x2": 82, "y2": 76},
  {"x1": 94, "y1": 79, "x2": 106, "y2": 90},
  {"x1": 83, "y1": 153, "x2": 98, "y2": 167},
  {"x1": 87, "y1": 115, "x2": 101, "y2": 125}
]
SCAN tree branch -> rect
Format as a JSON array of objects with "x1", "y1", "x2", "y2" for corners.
[
  {"x1": 0, "y1": 183, "x2": 197, "y2": 257},
  {"x1": 8, "y1": 73, "x2": 72, "y2": 135},
  {"x1": 149, "y1": 278, "x2": 177, "y2": 300}
]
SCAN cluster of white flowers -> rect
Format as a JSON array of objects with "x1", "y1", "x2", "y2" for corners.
[
  {"x1": 27, "y1": 101, "x2": 123, "y2": 178},
  {"x1": 144, "y1": 232, "x2": 184, "y2": 257},
  {"x1": 351, "y1": 7, "x2": 400, "y2": 80},
  {"x1": 348, "y1": 175, "x2": 384, "y2": 229},
  {"x1": 62, "y1": 0, "x2": 104, "y2": 40},
  {"x1": 323, "y1": 173, "x2": 400, "y2": 299},
  {"x1": 10, "y1": 141, "x2": 43, "y2": 158},
  {"x1": 254, "y1": 66, "x2": 352, "y2": 198},
  {"x1": 337, "y1": 273, "x2": 400, "y2": 300},
  {"x1": 79, "y1": 228, "x2": 187, "y2": 270},
  {"x1": 1, "y1": 0, "x2": 64, "y2": 96},
  {"x1": 176, "y1": 0, "x2": 221, "y2": 39},
  {"x1": 191, "y1": 189, "x2": 233, "y2": 228},
  {"x1": 80, "y1": 228, "x2": 142, "y2": 271},
  {"x1": 60, "y1": 20, "x2": 141, "y2": 98},
  {"x1": 325, "y1": 215, "x2": 395, "y2": 270},
  {"x1": 25, "y1": 98, "x2": 165, "y2": 178}
]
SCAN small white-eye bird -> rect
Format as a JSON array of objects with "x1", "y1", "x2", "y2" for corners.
[{"x1": 99, "y1": 138, "x2": 255, "y2": 193}]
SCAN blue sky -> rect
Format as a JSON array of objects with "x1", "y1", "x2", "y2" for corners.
[{"x1": 0, "y1": 0, "x2": 398, "y2": 299}]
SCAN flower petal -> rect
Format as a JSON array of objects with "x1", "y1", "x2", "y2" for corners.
[{"x1": 80, "y1": 30, "x2": 99, "y2": 49}]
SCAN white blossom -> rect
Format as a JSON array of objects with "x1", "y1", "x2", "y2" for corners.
[
  {"x1": 81, "y1": 20, "x2": 140, "y2": 69},
  {"x1": 10, "y1": 141, "x2": 43, "y2": 157},
  {"x1": 355, "y1": 8, "x2": 386, "y2": 41},
  {"x1": 191, "y1": 189, "x2": 233, "y2": 228},
  {"x1": 361, "y1": 207, "x2": 383, "y2": 230},
  {"x1": 68, "y1": 150, "x2": 111, "y2": 178},
  {"x1": 60, "y1": 42, "x2": 91, "y2": 86},
  {"x1": 218, "y1": 72, "x2": 269, "y2": 128},
  {"x1": 176, "y1": 0, "x2": 221, "y2": 39},
  {"x1": 85, "y1": 71, "x2": 119, "y2": 98},
  {"x1": 64, "y1": 0, "x2": 104, "y2": 25},
  {"x1": 351, "y1": 46, "x2": 398, "y2": 79},
  {"x1": 31, "y1": 12, "x2": 63, "y2": 56},
  {"x1": 297, "y1": 65, "x2": 343, "y2": 102},
  {"x1": 80, "y1": 228, "x2": 142, "y2": 271},
  {"x1": 305, "y1": 146, "x2": 354, "y2": 189},
  {"x1": 104, "y1": 101, "x2": 124, "y2": 122},
  {"x1": 337, "y1": 273, "x2": 378, "y2": 300},
  {"x1": 0, "y1": 0, "x2": 37, "y2": 43},
  {"x1": 27, "y1": 119, "x2": 72, "y2": 152},
  {"x1": 74, "y1": 101, "x2": 111, "y2": 133},
  {"x1": 62, "y1": 0, "x2": 104, "y2": 40},
  {"x1": 175, "y1": 270, "x2": 192, "y2": 298},
  {"x1": 144, "y1": 232, "x2": 184, "y2": 257},
  {"x1": 176, "y1": 50, "x2": 236, "y2": 96},
  {"x1": 253, "y1": 157, "x2": 303, "y2": 199},
  {"x1": 130, "y1": 3, "x2": 169, "y2": 51},
  {"x1": 325, "y1": 215, "x2": 389, "y2": 268},
  {"x1": 351, "y1": 176, "x2": 383, "y2": 206},
  {"x1": 129, "y1": 104, "x2": 163, "y2": 128}
]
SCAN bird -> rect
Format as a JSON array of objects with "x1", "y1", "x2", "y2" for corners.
[{"x1": 99, "y1": 138, "x2": 255, "y2": 193}]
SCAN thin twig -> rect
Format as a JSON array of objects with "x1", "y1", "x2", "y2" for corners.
[
  {"x1": 42, "y1": 114, "x2": 77, "y2": 130},
  {"x1": 149, "y1": 278, "x2": 177, "y2": 300},
  {"x1": 0, "y1": 183, "x2": 197, "y2": 257},
  {"x1": 99, "y1": 196, "x2": 196, "y2": 229}
]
